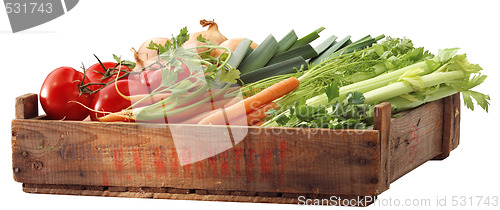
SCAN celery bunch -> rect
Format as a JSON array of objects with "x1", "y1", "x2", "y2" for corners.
[{"x1": 263, "y1": 47, "x2": 489, "y2": 128}]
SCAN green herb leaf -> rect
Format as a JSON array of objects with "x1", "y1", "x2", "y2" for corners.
[
  {"x1": 147, "y1": 27, "x2": 190, "y2": 55},
  {"x1": 324, "y1": 82, "x2": 340, "y2": 103},
  {"x1": 219, "y1": 68, "x2": 241, "y2": 84},
  {"x1": 112, "y1": 54, "x2": 136, "y2": 69},
  {"x1": 462, "y1": 90, "x2": 490, "y2": 112},
  {"x1": 275, "y1": 114, "x2": 290, "y2": 126},
  {"x1": 347, "y1": 91, "x2": 365, "y2": 104}
]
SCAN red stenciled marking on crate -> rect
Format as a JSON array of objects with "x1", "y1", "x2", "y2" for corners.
[
  {"x1": 221, "y1": 151, "x2": 229, "y2": 178},
  {"x1": 132, "y1": 147, "x2": 142, "y2": 174},
  {"x1": 55, "y1": 142, "x2": 287, "y2": 184},
  {"x1": 233, "y1": 148, "x2": 243, "y2": 180},
  {"x1": 113, "y1": 148, "x2": 124, "y2": 180},
  {"x1": 152, "y1": 146, "x2": 167, "y2": 176},
  {"x1": 208, "y1": 155, "x2": 217, "y2": 177},
  {"x1": 195, "y1": 161, "x2": 204, "y2": 179},
  {"x1": 102, "y1": 172, "x2": 109, "y2": 186},
  {"x1": 245, "y1": 148, "x2": 256, "y2": 181},
  {"x1": 279, "y1": 139, "x2": 286, "y2": 185},
  {"x1": 181, "y1": 147, "x2": 192, "y2": 178},
  {"x1": 169, "y1": 148, "x2": 179, "y2": 176},
  {"x1": 260, "y1": 148, "x2": 271, "y2": 181},
  {"x1": 194, "y1": 150, "x2": 204, "y2": 179},
  {"x1": 407, "y1": 125, "x2": 419, "y2": 164}
]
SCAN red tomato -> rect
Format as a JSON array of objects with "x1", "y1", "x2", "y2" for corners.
[
  {"x1": 138, "y1": 69, "x2": 163, "y2": 92},
  {"x1": 40, "y1": 67, "x2": 93, "y2": 121},
  {"x1": 85, "y1": 62, "x2": 131, "y2": 91},
  {"x1": 90, "y1": 80, "x2": 150, "y2": 121}
]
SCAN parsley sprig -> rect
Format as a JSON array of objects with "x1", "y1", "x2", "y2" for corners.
[{"x1": 267, "y1": 87, "x2": 374, "y2": 129}]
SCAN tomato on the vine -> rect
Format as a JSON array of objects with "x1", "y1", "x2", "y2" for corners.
[
  {"x1": 85, "y1": 62, "x2": 131, "y2": 91},
  {"x1": 40, "y1": 66, "x2": 93, "y2": 121},
  {"x1": 90, "y1": 80, "x2": 150, "y2": 121}
]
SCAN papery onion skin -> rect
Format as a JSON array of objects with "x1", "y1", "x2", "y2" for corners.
[
  {"x1": 183, "y1": 19, "x2": 228, "y2": 54},
  {"x1": 133, "y1": 37, "x2": 170, "y2": 71}
]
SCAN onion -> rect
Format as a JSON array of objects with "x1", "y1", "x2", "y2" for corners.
[
  {"x1": 183, "y1": 19, "x2": 228, "y2": 54},
  {"x1": 133, "y1": 37, "x2": 170, "y2": 71},
  {"x1": 210, "y1": 38, "x2": 259, "y2": 58}
]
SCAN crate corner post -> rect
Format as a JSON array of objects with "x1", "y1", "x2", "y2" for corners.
[{"x1": 373, "y1": 102, "x2": 392, "y2": 194}]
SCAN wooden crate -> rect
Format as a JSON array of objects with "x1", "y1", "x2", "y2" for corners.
[{"x1": 11, "y1": 93, "x2": 460, "y2": 206}]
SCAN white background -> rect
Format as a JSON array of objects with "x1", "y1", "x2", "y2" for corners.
[{"x1": 1, "y1": 0, "x2": 498, "y2": 209}]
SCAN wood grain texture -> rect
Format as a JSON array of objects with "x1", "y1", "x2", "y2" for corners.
[
  {"x1": 12, "y1": 119, "x2": 381, "y2": 196},
  {"x1": 433, "y1": 93, "x2": 461, "y2": 160},
  {"x1": 15, "y1": 93, "x2": 38, "y2": 119},
  {"x1": 388, "y1": 99, "x2": 444, "y2": 182},
  {"x1": 22, "y1": 183, "x2": 376, "y2": 206},
  {"x1": 451, "y1": 93, "x2": 461, "y2": 150},
  {"x1": 12, "y1": 93, "x2": 461, "y2": 204},
  {"x1": 373, "y1": 102, "x2": 392, "y2": 194}
]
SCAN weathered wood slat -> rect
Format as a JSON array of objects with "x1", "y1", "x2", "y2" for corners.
[
  {"x1": 12, "y1": 120, "x2": 381, "y2": 196},
  {"x1": 373, "y1": 102, "x2": 392, "y2": 194},
  {"x1": 388, "y1": 99, "x2": 444, "y2": 182},
  {"x1": 22, "y1": 183, "x2": 376, "y2": 206},
  {"x1": 15, "y1": 93, "x2": 38, "y2": 119},
  {"x1": 12, "y1": 93, "x2": 461, "y2": 206},
  {"x1": 433, "y1": 93, "x2": 461, "y2": 160}
]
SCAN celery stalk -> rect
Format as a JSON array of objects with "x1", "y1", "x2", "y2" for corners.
[
  {"x1": 387, "y1": 85, "x2": 458, "y2": 112},
  {"x1": 306, "y1": 60, "x2": 437, "y2": 107},
  {"x1": 363, "y1": 71, "x2": 464, "y2": 104}
]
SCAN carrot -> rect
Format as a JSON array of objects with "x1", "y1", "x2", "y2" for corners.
[
  {"x1": 98, "y1": 97, "x2": 235, "y2": 123},
  {"x1": 252, "y1": 120, "x2": 265, "y2": 126},
  {"x1": 246, "y1": 102, "x2": 277, "y2": 126},
  {"x1": 198, "y1": 77, "x2": 299, "y2": 125},
  {"x1": 144, "y1": 97, "x2": 236, "y2": 123},
  {"x1": 209, "y1": 102, "x2": 277, "y2": 126},
  {"x1": 98, "y1": 110, "x2": 135, "y2": 122},
  {"x1": 179, "y1": 110, "x2": 218, "y2": 124},
  {"x1": 178, "y1": 97, "x2": 242, "y2": 124}
]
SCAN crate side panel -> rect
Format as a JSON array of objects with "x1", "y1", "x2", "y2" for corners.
[
  {"x1": 12, "y1": 120, "x2": 380, "y2": 195},
  {"x1": 389, "y1": 99, "x2": 444, "y2": 182}
]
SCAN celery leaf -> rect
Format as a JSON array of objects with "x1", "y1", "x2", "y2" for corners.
[
  {"x1": 436, "y1": 48, "x2": 460, "y2": 63},
  {"x1": 347, "y1": 91, "x2": 365, "y2": 104},
  {"x1": 324, "y1": 82, "x2": 340, "y2": 103},
  {"x1": 462, "y1": 90, "x2": 490, "y2": 112}
]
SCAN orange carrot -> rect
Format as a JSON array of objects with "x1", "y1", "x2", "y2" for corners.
[
  {"x1": 143, "y1": 97, "x2": 235, "y2": 124},
  {"x1": 252, "y1": 120, "x2": 265, "y2": 126},
  {"x1": 198, "y1": 77, "x2": 299, "y2": 125},
  {"x1": 246, "y1": 102, "x2": 277, "y2": 126},
  {"x1": 178, "y1": 97, "x2": 242, "y2": 124},
  {"x1": 179, "y1": 110, "x2": 218, "y2": 124},
  {"x1": 98, "y1": 110, "x2": 135, "y2": 122},
  {"x1": 98, "y1": 94, "x2": 241, "y2": 123},
  {"x1": 209, "y1": 102, "x2": 277, "y2": 126}
]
